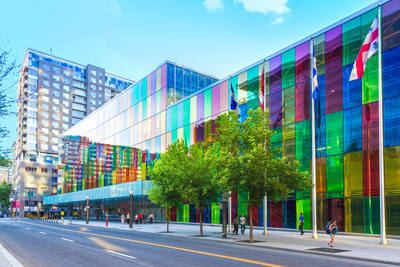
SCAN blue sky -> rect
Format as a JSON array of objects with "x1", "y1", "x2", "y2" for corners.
[{"x1": 0, "y1": 0, "x2": 378, "y2": 155}]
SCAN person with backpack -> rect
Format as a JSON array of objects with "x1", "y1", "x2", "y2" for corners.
[
  {"x1": 299, "y1": 213, "x2": 304, "y2": 235},
  {"x1": 326, "y1": 219, "x2": 338, "y2": 247}
]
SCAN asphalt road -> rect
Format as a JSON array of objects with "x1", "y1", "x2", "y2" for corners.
[{"x1": 0, "y1": 218, "x2": 393, "y2": 267}]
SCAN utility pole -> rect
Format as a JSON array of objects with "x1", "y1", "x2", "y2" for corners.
[{"x1": 86, "y1": 195, "x2": 89, "y2": 224}]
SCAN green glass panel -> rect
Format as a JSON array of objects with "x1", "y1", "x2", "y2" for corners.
[
  {"x1": 183, "y1": 99, "x2": 190, "y2": 126},
  {"x1": 384, "y1": 146, "x2": 400, "y2": 196},
  {"x1": 314, "y1": 34, "x2": 326, "y2": 75},
  {"x1": 171, "y1": 105, "x2": 178, "y2": 131},
  {"x1": 362, "y1": 55, "x2": 379, "y2": 104},
  {"x1": 238, "y1": 72, "x2": 247, "y2": 105},
  {"x1": 183, "y1": 204, "x2": 189, "y2": 222},
  {"x1": 247, "y1": 66, "x2": 259, "y2": 102},
  {"x1": 271, "y1": 127, "x2": 282, "y2": 157},
  {"x1": 326, "y1": 155, "x2": 344, "y2": 198},
  {"x1": 296, "y1": 199, "x2": 311, "y2": 230},
  {"x1": 142, "y1": 77, "x2": 147, "y2": 100},
  {"x1": 282, "y1": 86, "x2": 295, "y2": 125},
  {"x1": 238, "y1": 192, "x2": 248, "y2": 221},
  {"x1": 387, "y1": 196, "x2": 400, "y2": 235},
  {"x1": 248, "y1": 99, "x2": 258, "y2": 111},
  {"x1": 344, "y1": 152, "x2": 363, "y2": 197},
  {"x1": 282, "y1": 48, "x2": 295, "y2": 89},
  {"x1": 361, "y1": 8, "x2": 378, "y2": 38},
  {"x1": 326, "y1": 111, "x2": 343, "y2": 156},
  {"x1": 142, "y1": 98, "x2": 147, "y2": 121},
  {"x1": 363, "y1": 196, "x2": 380, "y2": 234},
  {"x1": 171, "y1": 129, "x2": 177, "y2": 144},
  {"x1": 296, "y1": 159, "x2": 311, "y2": 199},
  {"x1": 177, "y1": 203, "x2": 183, "y2": 222},
  {"x1": 211, "y1": 203, "x2": 220, "y2": 224},
  {"x1": 183, "y1": 125, "x2": 190, "y2": 147},
  {"x1": 230, "y1": 76, "x2": 238, "y2": 101},
  {"x1": 282, "y1": 124, "x2": 295, "y2": 160},
  {"x1": 295, "y1": 120, "x2": 311, "y2": 160},
  {"x1": 342, "y1": 16, "x2": 361, "y2": 66},
  {"x1": 345, "y1": 197, "x2": 364, "y2": 233},
  {"x1": 204, "y1": 88, "x2": 212, "y2": 119}
]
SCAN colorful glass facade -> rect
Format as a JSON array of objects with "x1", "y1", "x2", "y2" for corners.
[{"x1": 47, "y1": 0, "x2": 400, "y2": 235}]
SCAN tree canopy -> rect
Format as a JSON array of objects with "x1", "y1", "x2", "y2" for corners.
[{"x1": 0, "y1": 181, "x2": 14, "y2": 209}]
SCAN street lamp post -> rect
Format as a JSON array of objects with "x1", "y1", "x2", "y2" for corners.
[
  {"x1": 86, "y1": 195, "x2": 89, "y2": 224},
  {"x1": 9, "y1": 197, "x2": 13, "y2": 218},
  {"x1": 129, "y1": 189, "x2": 133, "y2": 229}
]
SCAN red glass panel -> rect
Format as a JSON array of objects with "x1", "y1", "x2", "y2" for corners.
[
  {"x1": 270, "y1": 201, "x2": 283, "y2": 228},
  {"x1": 325, "y1": 68, "x2": 343, "y2": 114},
  {"x1": 362, "y1": 102, "x2": 379, "y2": 150},
  {"x1": 295, "y1": 42, "x2": 310, "y2": 122},
  {"x1": 251, "y1": 206, "x2": 259, "y2": 226},
  {"x1": 363, "y1": 150, "x2": 380, "y2": 197}
]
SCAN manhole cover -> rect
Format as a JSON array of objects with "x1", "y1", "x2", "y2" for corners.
[
  {"x1": 236, "y1": 240, "x2": 264, "y2": 243},
  {"x1": 307, "y1": 247, "x2": 350, "y2": 253}
]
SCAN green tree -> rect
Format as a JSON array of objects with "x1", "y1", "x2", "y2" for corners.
[
  {"x1": 148, "y1": 140, "x2": 187, "y2": 232},
  {"x1": 0, "y1": 181, "x2": 14, "y2": 209},
  {"x1": 214, "y1": 108, "x2": 311, "y2": 242},
  {"x1": 183, "y1": 142, "x2": 221, "y2": 236}
]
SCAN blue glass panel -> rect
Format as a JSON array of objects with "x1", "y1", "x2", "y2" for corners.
[
  {"x1": 167, "y1": 63, "x2": 175, "y2": 88},
  {"x1": 316, "y1": 115, "x2": 326, "y2": 157},
  {"x1": 199, "y1": 74, "x2": 205, "y2": 88},
  {"x1": 343, "y1": 64, "x2": 362, "y2": 109},
  {"x1": 384, "y1": 95, "x2": 400, "y2": 147},
  {"x1": 206, "y1": 76, "x2": 212, "y2": 87},
  {"x1": 191, "y1": 72, "x2": 198, "y2": 94},
  {"x1": 383, "y1": 46, "x2": 400, "y2": 99},
  {"x1": 184, "y1": 69, "x2": 191, "y2": 97},
  {"x1": 344, "y1": 106, "x2": 362, "y2": 153},
  {"x1": 177, "y1": 102, "x2": 184, "y2": 128},
  {"x1": 176, "y1": 67, "x2": 183, "y2": 91},
  {"x1": 134, "y1": 104, "x2": 138, "y2": 125},
  {"x1": 138, "y1": 80, "x2": 142, "y2": 103},
  {"x1": 315, "y1": 74, "x2": 326, "y2": 118},
  {"x1": 166, "y1": 108, "x2": 172, "y2": 132},
  {"x1": 239, "y1": 103, "x2": 248, "y2": 123}
]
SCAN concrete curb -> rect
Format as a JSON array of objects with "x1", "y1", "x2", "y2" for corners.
[
  {"x1": 0, "y1": 243, "x2": 23, "y2": 267},
  {"x1": 43, "y1": 220, "x2": 400, "y2": 266}
]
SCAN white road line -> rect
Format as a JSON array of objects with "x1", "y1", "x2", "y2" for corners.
[
  {"x1": 61, "y1": 238, "x2": 74, "y2": 242},
  {"x1": 106, "y1": 250, "x2": 136, "y2": 260},
  {"x1": 38, "y1": 232, "x2": 47, "y2": 235}
]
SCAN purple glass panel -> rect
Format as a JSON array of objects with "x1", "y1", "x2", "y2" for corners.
[
  {"x1": 161, "y1": 64, "x2": 167, "y2": 89},
  {"x1": 197, "y1": 92, "x2": 204, "y2": 121},
  {"x1": 295, "y1": 41, "x2": 310, "y2": 122},
  {"x1": 269, "y1": 55, "x2": 282, "y2": 85},
  {"x1": 151, "y1": 71, "x2": 157, "y2": 95},
  {"x1": 383, "y1": 0, "x2": 400, "y2": 17},
  {"x1": 147, "y1": 75, "x2": 151, "y2": 98},
  {"x1": 269, "y1": 89, "x2": 282, "y2": 128},
  {"x1": 212, "y1": 85, "x2": 220, "y2": 116},
  {"x1": 152, "y1": 93, "x2": 156, "y2": 116},
  {"x1": 325, "y1": 25, "x2": 342, "y2": 70},
  {"x1": 161, "y1": 88, "x2": 167, "y2": 111},
  {"x1": 196, "y1": 122, "x2": 204, "y2": 143}
]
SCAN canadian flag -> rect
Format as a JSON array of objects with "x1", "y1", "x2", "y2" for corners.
[{"x1": 349, "y1": 17, "x2": 379, "y2": 81}]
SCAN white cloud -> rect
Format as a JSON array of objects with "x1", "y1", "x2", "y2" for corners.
[
  {"x1": 234, "y1": 0, "x2": 290, "y2": 15},
  {"x1": 203, "y1": 0, "x2": 224, "y2": 13},
  {"x1": 272, "y1": 16, "x2": 284, "y2": 25}
]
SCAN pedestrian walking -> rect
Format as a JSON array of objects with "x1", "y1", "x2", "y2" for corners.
[
  {"x1": 135, "y1": 214, "x2": 139, "y2": 224},
  {"x1": 121, "y1": 214, "x2": 125, "y2": 225},
  {"x1": 126, "y1": 213, "x2": 130, "y2": 225},
  {"x1": 327, "y1": 219, "x2": 338, "y2": 247},
  {"x1": 139, "y1": 213, "x2": 143, "y2": 224},
  {"x1": 233, "y1": 217, "x2": 239, "y2": 234},
  {"x1": 299, "y1": 213, "x2": 304, "y2": 235},
  {"x1": 240, "y1": 214, "x2": 246, "y2": 234},
  {"x1": 149, "y1": 213, "x2": 154, "y2": 224}
]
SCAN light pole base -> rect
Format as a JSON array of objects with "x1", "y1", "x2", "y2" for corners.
[
  {"x1": 380, "y1": 238, "x2": 388, "y2": 245},
  {"x1": 312, "y1": 234, "x2": 318, "y2": 239}
]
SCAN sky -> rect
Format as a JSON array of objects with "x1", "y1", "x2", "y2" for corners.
[{"x1": 0, "y1": 0, "x2": 378, "y2": 156}]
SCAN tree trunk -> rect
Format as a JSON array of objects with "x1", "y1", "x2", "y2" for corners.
[
  {"x1": 249, "y1": 204, "x2": 253, "y2": 242},
  {"x1": 167, "y1": 206, "x2": 170, "y2": 233},
  {"x1": 200, "y1": 207, "x2": 203, "y2": 236}
]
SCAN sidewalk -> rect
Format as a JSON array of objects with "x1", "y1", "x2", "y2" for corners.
[{"x1": 38, "y1": 218, "x2": 400, "y2": 265}]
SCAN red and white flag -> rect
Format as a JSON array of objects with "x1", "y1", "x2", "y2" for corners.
[
  {"x1": 349, "y1": 17, "x2": 379, "y2": 81},
  {"x1": 259, "y1": 66, "x2": 265, "y2": 110}
]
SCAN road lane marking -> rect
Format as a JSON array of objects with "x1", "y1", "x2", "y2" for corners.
[
  {"x1": 38, "y1": 232, "x2": 47, "y2": 235},
  {"x1": 20, "y1": 221, "x2": 281, "y2": 267},
  {"x1": 106, "y1": 250, "x2": 136, "y2": 259},
  {"x1": 61, "y1": 238, "x2": 74, "y2": 242}
]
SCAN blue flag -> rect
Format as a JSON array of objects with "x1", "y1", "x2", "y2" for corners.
[
  {"x1": 312, "y1": 45, "x2": 319, "y2": 101},
  {"x1": 230, "y1": 82, "x2": 238, "y2": 113}
]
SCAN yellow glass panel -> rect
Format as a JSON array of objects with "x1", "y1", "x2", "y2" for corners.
[{"x1": 190, "y1": 96, "x2": 197, "y2": 124}]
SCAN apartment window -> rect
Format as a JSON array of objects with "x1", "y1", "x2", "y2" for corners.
[
  {"x1": 42, "y1": 96, "x2": 49, "y2": 102},
  {"x1": 27, "y1": 110, "x2": 37, "y2": 117},
  {"x1": 99, "y1": 72, "x2": 103, "y2": 78},
  {"x1": 63, "y1": 93, "x2": 69, "y2": 99},
  {"x1": 52, "y1": 129, "x2": 59, "y2": 136},
  {"x1": 91, "y1": 70, "x2": 96, "y2": 76},
  {"x1": 90, "y1": 106, "x2": 95, "y2": 112},
  {"x1": 99, "y1": 79, "x2": 102, "y2": 84},
  {"x1": 43, "y1": 80, "x2": 50, "y2": 87},
  {"x1": 42, "y1": 120, "x2": 49, "y2": 126},
  {"x1": 41, "y1": 136, "x2": 48, "y2": 142},
  {"x1": 27, "y1": 127, "x2": 37, "y2": 133},
  {"x1": 27, "y1": 118, "x2": 37, "y2": 125},
  {"x1": 98, "y1": 86, "x2": 103, "y2": 92},
  {"x1": 72, "y1": 110, "x2": 85, "y2": 119},
  {"x1": 53, "y1": 75, "x2": 60, "y2": 82},
  {"x1": 63, "y1": 70, "x2": 70, "y2": 77},
  {"x1": 27, "y1": 102, "x2": 38, "y2": 109},
  {"x1": 53, "y1": 99, "x2": 59, "y2": 105},
  {"x1": 72, "y1": 118, "x2": 80, "y2": 124},
  {"x1": 42, "y1": 103, "x2": 49, "y2": 110},
  {"x1": 41, "y1": 111, "x2": 49, "y2": 118},
  {"x1": 41, "y1": 143, "x2": 48, "y2": 150},
  {"x1": 26, "y1": 134, "x2": 36, "y2": 141},
  {"x1": 64, "y1": 77, "x2": 70, "y2": 84},
  {"x1": 73, "y1": 81, "x2": 86, "y2": 89},
  {"x1": 43, "y1": 64, "x2": 50, "y2": 71},
  {"x1": 42, "y1": 128, "x2": 48, "y2": 134},
  {"x1": 90, "y1": 99, "x2": 96, "y2": 105},
  {"x1": 90, "y1": 92, "x2": 96, "y2": 98},
  {"x1": 52, "y1": 114, "x2": 59, "y2": 120},
  {"x1": 52, "y1": 106, "x2": 59, "y2": 112},
  {"x1": 63, "y1": 109, "x2": 69, "y2": 115},
  {"x1": 90, "y1": 77, "x2": 96, "y2": 83},
  {"x1": 63, "y1": 123, "x2": 69, "y2": 129},
  {"x1": 52, "y1": 137, "x2": 59, "y2": 144},
  {"x1": 72, "y1": 103, "x2": 85, "y2": 111},
  {"x1": 43, "y1": 72, "x2": 49, "y2": 79},
  {"x1": 53, "y1": 83, "x2": 60, "y2": 89},
  {"x1": 90, "y1": 84, "x2": 96, "y2": 90},
  {"x1": 53, "y1": 67, "x2": 60, "y2": 74},
  {"x1": 63, "y1": 100, "x2": 69, "y2": 107},
  {"x1": 63, "y1": 116, "x2": 69, "y2": 122},
  {"x1": 63, "y1": 85, "x2": 70, "y2": 91},
  {"x1": 53, "y1": 91, "x2": 60, "y2": 97},
  {"x1": 73, "y1": 88, "x2": 87, "y2": 97},
  {"x1": 53, "y1": 121, "x2": 59, "y2": 128},
  {"x1": 41, "y1": 168, "x2": 48, "y2": 173},
  {"x1": 73, "y1": 96, "x2": 86, "y2": 104},
  {"x1": 51, "y1": 177, "x2": 57, "y2": 182},
  {"x1": 41, "y1": 88, "x2": 49, "y2": 95},
  {"x1": 98, "y1": 101, "x2": 103, "y2": 106}
]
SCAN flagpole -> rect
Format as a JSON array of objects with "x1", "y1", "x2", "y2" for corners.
[
  {"x1": 228, "y1": 76, "x2": 232, "y2": 233},
  {"x1": 377, "y1": 3, "x2": 387, "y2": 245},
  {"x1": 262, "y1": 60, "x2": 268, "y2": 235},
  {"x1": 311, "y1": 38, "x2": 318, "y2": 240}
]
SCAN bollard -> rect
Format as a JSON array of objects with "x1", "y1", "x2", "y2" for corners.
[{"x1": 70, "y1": 217, "x2": 72, "y2": 224}]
